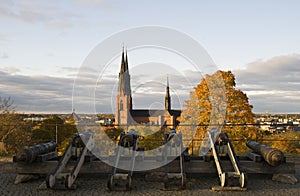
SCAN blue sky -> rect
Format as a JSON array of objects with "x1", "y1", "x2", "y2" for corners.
[{"x1": 1, "y1": 0, "x2": 300, "y2": 113}]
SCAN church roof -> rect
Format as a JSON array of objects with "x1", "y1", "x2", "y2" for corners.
[
  {"x1": 169, "y1": 109, "x2": 182, "y2": 116},
  {"x1": 130, "y1": 109, "x2": 181, "y2": 117}
]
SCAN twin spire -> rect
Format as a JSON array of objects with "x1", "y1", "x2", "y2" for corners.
[
  {"x1": 120, "y1": 45, "x2": 129, "y2": 75},
  {"x1": 118, "y1": 46, "x2": 171, "y2": 111},
  {"x1": 118, "y1": 45, "x2": 132, "y2": 97}
]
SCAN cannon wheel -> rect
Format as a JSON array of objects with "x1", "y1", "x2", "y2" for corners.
[
  {"x1": 239, "y1": 172, "x2": 248, "y2": 188},
  {"x1": 220, "y1": 173, "x2": 228, "y2": 187},
  {"x1": 45, "y1": 174, "x2": 56, "y2": 189},
  {"x1": 107, "y1": 174, "x2": 113, "y2": 191},
  {"x1": 126, "y1": 176, "x2": 132, "y2": 191}
]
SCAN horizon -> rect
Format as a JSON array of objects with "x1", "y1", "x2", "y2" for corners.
[{"x1": 11, "y1": 111, "x2": 300, "y2": 116}]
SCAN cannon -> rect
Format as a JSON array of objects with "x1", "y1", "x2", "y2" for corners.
[
  {"x1": 14, "y1": 141, "x2": 57, "y2": 163},
  {"x1": 246, "y1": 140, "x2": 284, "y2": 167},
  {"x1": 163, "y1": 129, "x2": 186, "y2": 190},
  {"x1": 107, "y1": 129, "x2": 139, "y2": 191},
  {"x1": 207, "y1": 130, "x2": 247, "y2": 189},
  {"x1": 46, "y1": 131, "x2": 94, "y2": 189}
]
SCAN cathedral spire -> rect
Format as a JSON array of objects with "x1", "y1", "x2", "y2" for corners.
[
  {"x1": 125, "y1": 47, "x2": 129, "y2": 72},
  {"x1": 118, "y1": 45, "x2": 132, "y2": 97},
  {"x1": 120, "y1": 45, "x2": 126, "y2": 75},
  {"x1": 165, "y1": 76, "x2": 171, "y2": 111}
]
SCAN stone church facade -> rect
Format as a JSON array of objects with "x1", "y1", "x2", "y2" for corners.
[{"x1": 115, "y1": 48, "x2": 181, "y2": 128}]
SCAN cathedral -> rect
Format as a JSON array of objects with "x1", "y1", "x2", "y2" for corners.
[{"x1": 115, "y1": 48, "x2": 181, "y2": 128}]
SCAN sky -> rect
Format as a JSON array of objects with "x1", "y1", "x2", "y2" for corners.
[{"x1": 1, "y1": 0, "x2": 300, "y2": 114}]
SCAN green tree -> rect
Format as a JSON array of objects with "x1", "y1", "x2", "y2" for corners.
[
  {"x1": 104, "y1": 127, "x2": 124, "y2": 142},
  {"x1": 180, "y1": 70, "x2": 256, "y2": 155},
  {"x1": 138, "y1": 129, "x2": 165, "y2": 152},
  {"x1": 31, "y1": 115, "x2": 77, "y2": 154}
]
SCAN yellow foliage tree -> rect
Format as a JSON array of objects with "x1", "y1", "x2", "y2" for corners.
[{"x1": 180, "y1": 70, "x2": 256, "y2": 155}]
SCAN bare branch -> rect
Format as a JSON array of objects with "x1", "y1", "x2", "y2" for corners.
[{"x1": 0, "y1": 96, "x2": 15, "y2": 113}]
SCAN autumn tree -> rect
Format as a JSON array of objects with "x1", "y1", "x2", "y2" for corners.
[
  {"x1": 180, "y1": 70, "x2": 256, "y2": 155},
  {"x1": 0, "y1": 97, "x2": 32, "y2": 155}
]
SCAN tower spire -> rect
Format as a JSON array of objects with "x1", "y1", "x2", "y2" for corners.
[
  {"x1": 120, "y1": 45, "x2": 126, "y2": 74},
  {"x1": 125, "y1": 46, "x2": 129, "y2": 72},
  {"x1": 165, "y1": 76, "x2": 171, "y2": 111},
  {"x1": 118, "y1": 45, "x2": 132, "y2": 96}
]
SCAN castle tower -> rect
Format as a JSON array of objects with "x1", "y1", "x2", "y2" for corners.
[{"x1": 115, "y1": 47, "x2": 132, "y2": 126}]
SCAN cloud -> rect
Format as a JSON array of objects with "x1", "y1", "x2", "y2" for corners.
[
  {"x1": 0, "y1": 68, "x2": 105, "y2": 113},
  {"x1": 234, "y1": 54, "x2": 300, "y2": 113},
  {"x1": 0, "y1": 1, "x2": 48, "y2": 23},
  {"x1": 2, "y1": 66, "x2": 19, "y2": 73},
  {"x1": 0, "y1": 64, "x2": 130, "y2": 113},
  {"x1": 0, "y1": 70, "x2": 71, "y2": 113},
  {"x1": 0, "y1": 0, "x2": 78, "y2": 28},
  {"x1": 60, "y1": 66, "x2": 79, "y2": 73},
  {"x1": 0, "y1": 64, "x2": 201, "y2": 114}
]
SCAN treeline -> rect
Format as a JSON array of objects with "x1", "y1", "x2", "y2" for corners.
[{"x1": 0, "y1": 113, "x2": 77, "y2": 155}]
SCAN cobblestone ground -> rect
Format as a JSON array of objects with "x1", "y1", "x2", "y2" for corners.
[{"x1": 0, "y1": 165, "x2": 299, "y2": 196}]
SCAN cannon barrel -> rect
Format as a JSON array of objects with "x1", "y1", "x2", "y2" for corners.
[
  {"x1": 73, "y1": 131, "x2": 93, "y2": 148},
  {"x1": 119, "y1": 129, "x2": 139, "y2": 147},
  {"x1": 216, "y1": 132, "x2": 229, "y2": 146},
  {"x1": 15, "y1": 141, "x2": 57, "y2": 163},
  {"x1": 246, "y1": 140, "x2": 284, "y2": 166}
]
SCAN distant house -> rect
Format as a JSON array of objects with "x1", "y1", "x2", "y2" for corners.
[
  {"x1": 23, "y1": 117, "x2": 46, "y2": 122},
  {"x1": 95, "y1": 118, "x2": 114, "y2": 126}
]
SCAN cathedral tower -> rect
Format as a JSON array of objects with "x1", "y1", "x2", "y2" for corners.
[
  {"x1": 115, "y1": 47, "x2": 132, "y2": 126},
  {"x1": 115, "y1": 47, "x2": 181, "y2": 128}
]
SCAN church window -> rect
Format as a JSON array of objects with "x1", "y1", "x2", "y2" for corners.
[{"x1": 120, "y1": 100, "x2": 123, "y2": 111}]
